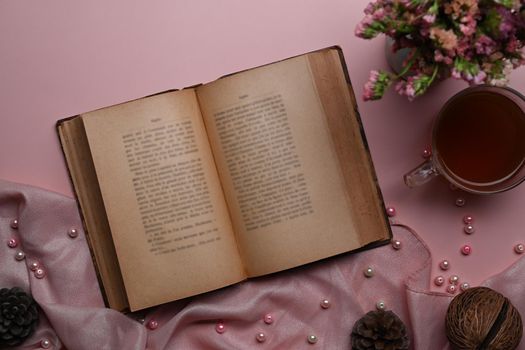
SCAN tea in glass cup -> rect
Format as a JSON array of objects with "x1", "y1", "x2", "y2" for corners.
[{"x1": 404, "y1": 86, "x2": 525, "y2": 194}]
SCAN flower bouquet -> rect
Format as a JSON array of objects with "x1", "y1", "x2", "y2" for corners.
[{"x1": 356, "y1": 0, "x2": 525, "y2": 101}]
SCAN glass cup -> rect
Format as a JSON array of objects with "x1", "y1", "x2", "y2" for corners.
[{"x1": 404, "y1": 85, "x2": 525, "y2": 194}]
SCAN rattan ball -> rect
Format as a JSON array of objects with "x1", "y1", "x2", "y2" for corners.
[{"x1": 445, "y1": 287, "x2": 523, "y2": 350}]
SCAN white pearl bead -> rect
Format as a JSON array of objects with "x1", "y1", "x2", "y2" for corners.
[
  {"x1": 392, "y1": 240, "x2": 402, "y2": 250},
  {"x1": 68, "y1": 228, "x2": 79, "y2": 238},
  {"x1": 439, "y1": 260, "x2": 450, "y2": 270},
  {"x1": 30, "y1": 262, "x2": 39, "y2": 271},
  {"x1": 446, "y1": 285, "x2": 457, "y2": 294},
  {"x1": 40, "y1": 338, "x2": 51, "y2": 348},
  {"x1": 320, "y1": 299, "x2": 331, "y2": 309},
  {"x1": 460, "y1": 282, "x2": 470, "y2": 291},
  {"x1": 464, "y1": 225, "x2": 475, "y2": 234},
  {"x1": 455, "y1": 198, "x2": 466, "y2": 207},
  {"x1": 256, "y1": 332, "x2": 266, "y2": 343},
  {"x1": 515, "y1": 244, "x2": 524, "y2": 254},
  {"x1": 449, "y1": 275, "x2": 459, "y2": 285},
  {"x1": 376, "y1": 301, "x2": 386, "y2": 310},
  {"x1": 10, "y1": 219, "x2": 18, "y2": 229},
  {"x1": 307, "y1": 335, "x2": 318, "y2": 344},
  {"x1": 364, "y1": 267, "x2": 374, "y2": 278},
  {"x1": 15, "y1": 251, "x2": 25, "y2": 261}
]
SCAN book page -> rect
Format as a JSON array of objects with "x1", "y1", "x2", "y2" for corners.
[
  {"x1": 197, "y1": 51, "x2": 380, "y2": 277},
  {"x1": 82, "y1": 89, "x2": 245, "y2": 311}
]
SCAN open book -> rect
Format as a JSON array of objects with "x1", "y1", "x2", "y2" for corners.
[{"x1": 57, "y1": 47, "x2": 391, "y2": 312}]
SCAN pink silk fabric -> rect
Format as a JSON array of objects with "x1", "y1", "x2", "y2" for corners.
[{"x1": 1, "y1": 179, "x2": 524, "y2": 350}]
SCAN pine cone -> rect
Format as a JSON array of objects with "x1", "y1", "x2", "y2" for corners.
[
  {"x1": 0, "y1": 287, "x2": 39, "y2": 347},
  {"x1": 351, "y1": 310, "x2": 409, "y2": 350}
]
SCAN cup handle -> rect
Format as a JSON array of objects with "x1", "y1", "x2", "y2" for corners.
[{"x1": 404, "y1": 159, "x2": 439, "y2": 188}]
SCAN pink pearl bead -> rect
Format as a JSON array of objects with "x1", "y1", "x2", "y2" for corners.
[
  {"x1": 515, "y1": 244, "x2": 524, "y2": 254},
  {"x1": 463, "y1": 215, "x2": 474, "y2": 224},
  {"x1": 147, "y1": 320, "x2": 158, "y2": 330},
  {"x1": 264, "y1": 314, "x2": 274, "y2": 324},
  {"x1": 446, "y1": 285, "x2": 457, "y2": 294},
  {"x1": 422, "y1": 148, "x2": 432, "y2": 159},
  {"x1": 10, "y1": 219, "x2": 18, "y2": 229},
  {"x1": 256, "y1": 332, "x2": 266, "y2": 343},
  {"x1": 434, "y1": 276, "x2": 445, "y2": 286},
  {"x1": 461, "y1": 245, "x2": 472, "y2": 255},
  {"x1": 215, "y1": 322, "x2": 226, "y2": 334},
  {"x1": 464, "y1": 225, "x2": 475, "y2": 235},
  {"x1": 34, "y1": 268, "x2": 46, "y2": 279},
  {"x1": 386, "y1": 207, "x2": 396, "y2": 217},
  {"x1": 7, "y1": 238, "x2": 18, "y2": 248}
]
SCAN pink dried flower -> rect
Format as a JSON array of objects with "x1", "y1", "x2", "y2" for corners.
[
  {"x1": 459, "y1": 16, "x2": 477, "y2": 36},
  {"x1": 373, "y1": 8, "x2": 386, "y2": 20},
  {"x1": 395, "y1": 80, "x2": 415, "y2": 100},
  {"x1": 364, "y1": 2, "x2": 375, "y2": 15},
  {"x1": 430, "y1": 28, "x2": 458, "y2": 51},
  {"x1": 496, "y1": 7, "x2": 517, "y2": 39},
  {"x1": 512, "y1": 49, "x2": 525, "y2": 67},
  {"x1": 506, "y1": 37, "x2": 519, "y2": 53},
  {"x1": 475, "y1": 35, "x2": 497, "y2": 55},
  {"x1": 355, "y1": 15, "x2": 374, "y2": 38},
  {"x1": 444, "y1": 0, "x2": 479, "y2": 19},
  {"x1": 487, "y1": 60, "x2": 514, "y2": 86},
  {"x1": 472, "y1": 70, "x2": 487, "y2": 84},
  {"x1": 363, "y1": 70, "x2": 392, "y2": 101},
  {"x1": 423, "y1": 14, "x2": 436, "y2": 24},
  {"x1": 356, "y1": 0, "x2": 524, "y2": 100},
  {"x1": 500, "y1": 20, "x2": 514, "y2": 37},
  {"x1": 434, "y1": 50, "x2": 454, "y2": 64},
  {"x1": 394, "y1": 67, "x2": 439, "y2": 101},
  {"x1": 451, "y1": 68, "x2": 462, "y2": 79},
  {"x1": 455, "y1": 36, "x2": 472, "y2": 57},
  {"x1": 355, "y1": 15, "x2": 386, "y2": 39}
]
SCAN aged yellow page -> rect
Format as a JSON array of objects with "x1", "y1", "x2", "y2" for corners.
[
  {"x1": 197, "y1": 52, "x2": 369, "y2": 277},
  {"x1": 82, "y1": 89, "x2": 245, "y2": 311}
]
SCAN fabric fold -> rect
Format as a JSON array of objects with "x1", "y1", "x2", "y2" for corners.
[{"x1": 1, "y1": 179, "x2": 524, "y2": 349}]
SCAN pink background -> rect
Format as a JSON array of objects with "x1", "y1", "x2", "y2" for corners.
[{"x1": 1, "y1": 0, "x2": 524, "y2": 292}]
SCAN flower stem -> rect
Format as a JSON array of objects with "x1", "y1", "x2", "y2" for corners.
[
  {"x1": 428, "y1": 64, "x2": 439, "y2": 85},
  {"x1": 395, "y1": 50, "x2": 419, "y2": 78}
]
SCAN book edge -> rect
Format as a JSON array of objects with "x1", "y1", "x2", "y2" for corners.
[{"x1": 56, "y1": 118, "x2": 130, "y2": 311}]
